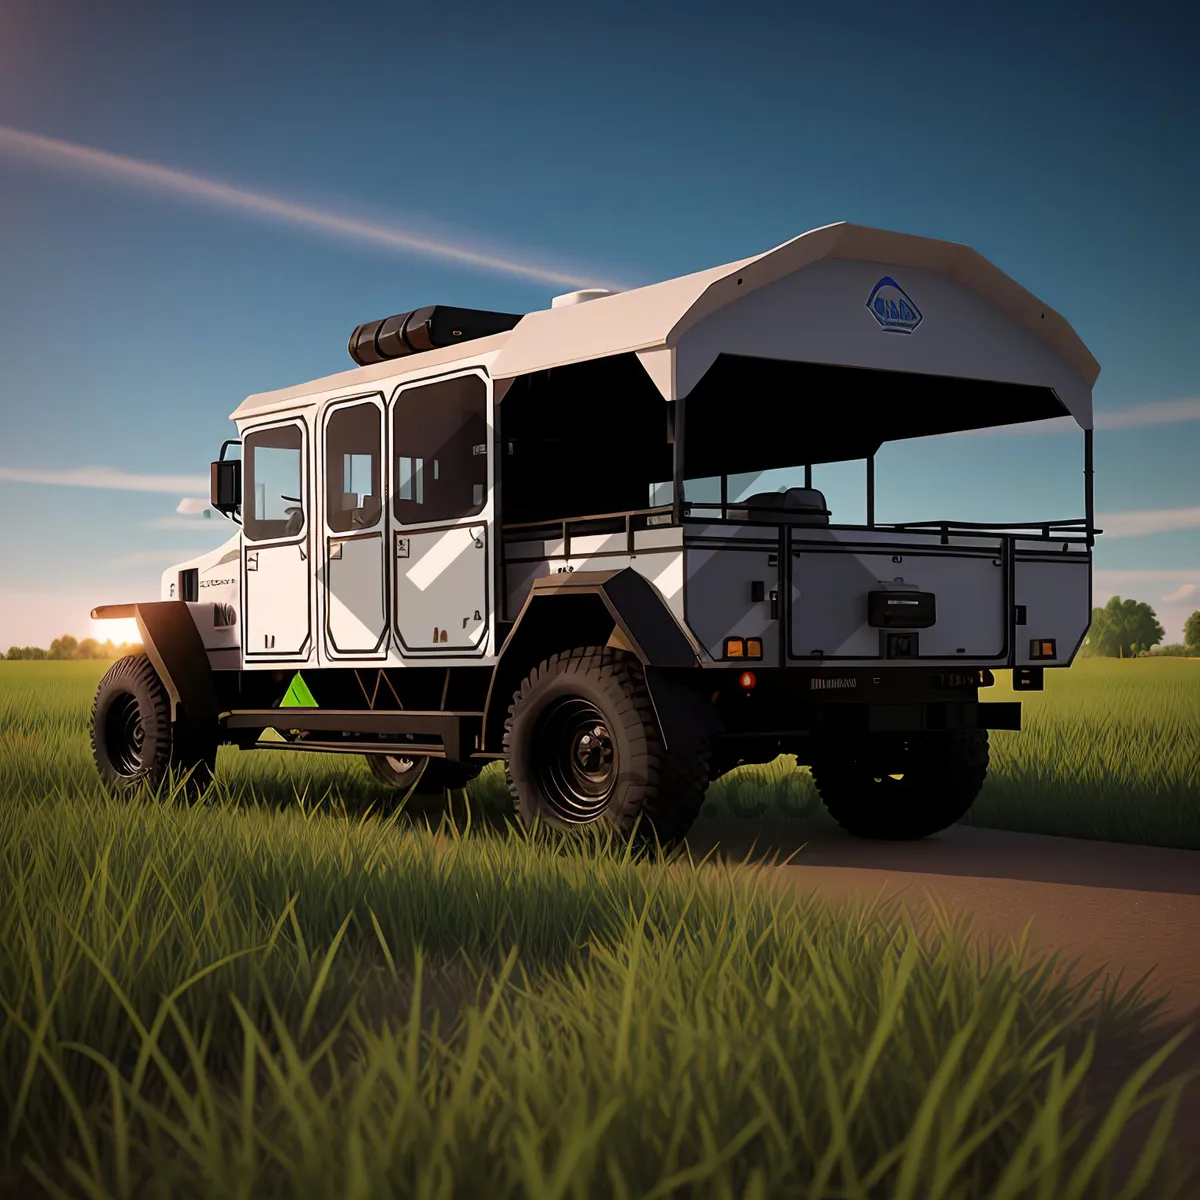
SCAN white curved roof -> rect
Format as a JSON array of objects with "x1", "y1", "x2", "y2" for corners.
[{"x1": 232, "y1": 222, "x2": 1098, "y2": 419}]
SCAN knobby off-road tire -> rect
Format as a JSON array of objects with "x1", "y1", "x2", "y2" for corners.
[
  {"x1": 91, "y1": 654, "x2": 218, "y2": 801},
  {"x1": 502, "y1": 646, "x2": 710, "y2": 850},
  {"x1": 365, "y1": 753, "x2": 483, "y2": 809},
  {"x1": 810, "y1": 729, "x2": 989, "y2": 840}
]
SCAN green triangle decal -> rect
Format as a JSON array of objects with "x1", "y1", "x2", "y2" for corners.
[{"x1": 280, "y1": 672, "x2": 318, "y2": 708}]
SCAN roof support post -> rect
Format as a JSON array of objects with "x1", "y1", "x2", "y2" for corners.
[
  {"x1": 866, "y1": 454, "x2": 875, "y2": 528},
  {"x1": 1084, "y1": 428, "x2": 1094, "y2": 548},
  {"x1": 672, "y1": 399, "x2": 686, "y2": 524}
]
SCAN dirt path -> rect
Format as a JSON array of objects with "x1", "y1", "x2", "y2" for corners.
[{"x1": 684, "y1": 819, "x2": 1200, "y2": 1193}]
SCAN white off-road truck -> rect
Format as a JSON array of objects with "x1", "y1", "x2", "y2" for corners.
[{"x1": 91, "y1": 222, "x2": 1099, "y2": 844}]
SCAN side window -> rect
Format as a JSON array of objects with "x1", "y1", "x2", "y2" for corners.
[
  {"x1": 243, "y1": 423, "x2": 305, "y2": 542},
  {"x1": 392, "y1": 375, "x2": 488, "y2": 525},
  {"x1": 324, "y1": 401, "x2": 382, "y2": 533}
]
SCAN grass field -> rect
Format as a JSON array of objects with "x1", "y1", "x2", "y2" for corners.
[{"x1": 0, "y1": 659, "x2": 1198, "y2": 1197}]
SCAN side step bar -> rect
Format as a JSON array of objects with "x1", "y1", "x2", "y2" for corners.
[{"x1": 221, "y1": 709, "x2": 483, "y2": 761}]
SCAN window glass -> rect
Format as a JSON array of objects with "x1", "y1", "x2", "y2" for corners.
[
  {"x1": 243, "y1": 424, "x2": 304, "y2": 541},
  {"x1": 324, "y1": 401, "x2": 382, "y2": 533},
  {"x1": 392, "y1": 375, "x2": 488, "y2": 525}
]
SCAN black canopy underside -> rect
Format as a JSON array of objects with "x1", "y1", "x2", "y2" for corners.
[{"x1": 679, "y1": 354, "x2": 1073, "y2": 476}]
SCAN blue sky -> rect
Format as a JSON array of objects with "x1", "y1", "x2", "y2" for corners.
[{"x1": 0, "y1": 0, "x2": 1196, "y2": 649}]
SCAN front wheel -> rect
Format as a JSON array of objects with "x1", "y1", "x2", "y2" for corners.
[
  {"x1": 91, "y1": 654, "x2": 217, "y2": 800},
  {"x1": 502, "y1": 646, "x2": 710, "y2": 849},
  {"x1": 810, "y1": 729, "x2": 989, "y2": 840}
]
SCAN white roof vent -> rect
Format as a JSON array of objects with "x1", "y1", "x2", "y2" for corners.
[{"x1": 551, "y1": 288, "x2": 618, "y2": 308}]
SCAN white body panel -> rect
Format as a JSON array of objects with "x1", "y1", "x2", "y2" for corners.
[
  {"x1": 325, "y1": 531, "x2": 387, "y2": 657},
  {"x1": 160, "y1": 535, "x2": 243, "y2": 671},
  {"x1": 244, "y1": 543, "x2": 312, "y2": 659},
  {"x1": 1013, "y1": 548, "x2": 1091, "y2": 665},
  {"x1": 788, "y1": 541, "x2": 1005, "y2": 661},
  {"x1": 393, "y1": 523, "x2": 490, "y2": 654},
  {"x1": 502, "y1": 528, "x2": 687, "y2": 629},
  {"x1": 499, "y1": 522, "x2": 1090, "y2": 670}
]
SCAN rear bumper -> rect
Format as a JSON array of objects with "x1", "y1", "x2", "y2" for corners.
[
  {"x1": 711, "y1": 698, "x2": 1021, "y2": 742},
  {"x1": 866, "y1": 700, "x2": 1020, "y2": 733}
]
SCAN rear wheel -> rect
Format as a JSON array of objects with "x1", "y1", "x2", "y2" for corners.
[
  {"x1": 810, "y1": 729, "x2": 989, "y2": 839},
  {"x1": 91, "y1": 654, "x2": 217, "y2": 800},
  {"x1": 503, "y1": 647, "x2": 710, "y2": 849}
]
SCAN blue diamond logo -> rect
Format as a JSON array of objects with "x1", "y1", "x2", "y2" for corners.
[{"x1": 866, "y1": 276, "x2": 923, "y2": 334}]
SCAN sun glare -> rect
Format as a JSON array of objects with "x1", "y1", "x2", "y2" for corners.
[{"x1": 92, "y1": 617, "x2": 142, "y2": 645}]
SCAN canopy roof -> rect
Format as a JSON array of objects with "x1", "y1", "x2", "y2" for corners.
[{"x1": 232, "y1": 222, "x2": 1099, "y2": 422}]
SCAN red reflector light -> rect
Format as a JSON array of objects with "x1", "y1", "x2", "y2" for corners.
[{"x1": 739, "y1": 671, "x2": 757, "y2": 690}]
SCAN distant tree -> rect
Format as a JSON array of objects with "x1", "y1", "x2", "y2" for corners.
[
  {"x1": 1185, "y1": 609, "x2": 1200, "y2": 651},
  {"x1": 74, "y1": 638, "x2": 103, "y2": 660},
  {"x1": 9, "y1": 637, "x2": 141, "y2": 661},
  {"x1": 47, "y1": 635, "x2": 79, "y2": 660},
  {"x1": 5, "y1": 646, "x2": 47, "y2": 660},
  {"x1": 1080, "y1": 596, "x2": 1164, "y2": 658}
]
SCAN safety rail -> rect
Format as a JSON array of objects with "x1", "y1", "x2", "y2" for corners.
[
  {"x1": 501, "y1": 508, "x2": 1100, "y2": 551},
  {"x1": 502, "y1": 505, "x2": 676, "y2": 557}
]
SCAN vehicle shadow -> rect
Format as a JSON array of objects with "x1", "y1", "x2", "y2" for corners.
[{"x1": 683, "y1": 816, "x2": 1200, "y2": 896}]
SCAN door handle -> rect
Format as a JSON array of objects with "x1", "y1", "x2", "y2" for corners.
[{"x1": 769, "y1": 590, "x2": 779, "y2": 620}]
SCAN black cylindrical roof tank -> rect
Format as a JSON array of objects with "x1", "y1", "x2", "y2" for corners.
[{"x1": 347, "y1": 305, "x2": 524, "y2": 366}]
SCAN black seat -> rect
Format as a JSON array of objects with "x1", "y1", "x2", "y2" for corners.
[{"x1": 741, "y1": 487, "x2": 830, "y2": 525}]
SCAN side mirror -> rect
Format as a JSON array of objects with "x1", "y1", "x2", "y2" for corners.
[{"x1": 210, "y1": 459, "x2": 242, "y2": 515}]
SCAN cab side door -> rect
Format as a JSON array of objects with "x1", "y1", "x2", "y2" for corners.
[
  {"x1": 389, "y1": 371, "x2": 493, "y2": 657},
  {"x1": 241, "y1": 418, "x2": 314, "y2": 662},
  {"x1": 320, "y1": 394, "x2": 388, "y2": 659}
]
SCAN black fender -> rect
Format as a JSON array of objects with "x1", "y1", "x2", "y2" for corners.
[
  {"x1": 91, "y1": 602, "x2": 220, "y2": 726},
  {"x1": 480, "y1": 568, "x2": 723, "y2": 753}
]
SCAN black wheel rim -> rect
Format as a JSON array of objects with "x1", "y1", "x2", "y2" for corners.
[
  {"x1": 104, "y1": 693, "x2": 146, "y2": 775},
  {"x1": 533, "y1": 698, "x2": 617, "y2": 823}
]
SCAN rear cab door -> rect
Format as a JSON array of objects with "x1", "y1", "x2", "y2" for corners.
[{"x1": 388, "y1": 370, "x2": 494, "y2": 658}]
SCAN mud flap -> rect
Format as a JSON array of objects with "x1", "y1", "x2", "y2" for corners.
[{"x1": 643, "y1": 666, "x2": 724, "y2": 751}]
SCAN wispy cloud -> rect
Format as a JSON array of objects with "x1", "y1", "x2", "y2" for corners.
[
  {"x1": 1093, "y1": 568, "x2": 1200, "y2": 585},
  {"x1": 0, "y1": 124, "x2": 618, "y2": 289},
  {"x1": 1162, "y1": 583, "x2": 1198, "y2": 604},
  {"x1": 1095, "y1": 397, "x2": 1200, "y2": 429},
  {"x1": 0, "y1": 464, "x2": 210, "y2": 493},
  {"x1": 948, "y1": 396, "x2": 1200, "y2": 438},
  {"x1": 176, "y1": 498, "x2": 211, "y2": 515},
  {"x1": 1096, "y1": 506, "x2": 1200, "y2": 538}
]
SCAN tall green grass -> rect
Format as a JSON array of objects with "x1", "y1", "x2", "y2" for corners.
[
  {"x1": 0, "y1": 660, "x2": 1198, "y2": 1196},
  {"x1": 1, "y1": 785, "x2": 1196, "y2": 1199}
]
